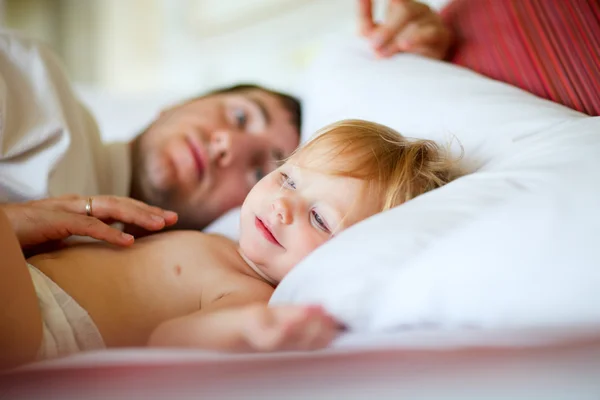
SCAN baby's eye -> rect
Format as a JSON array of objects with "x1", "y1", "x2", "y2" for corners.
[
  {"x1": 311, "y1": 210, "x2": 330, "y2": 233},
  {"x1": 280, "y1": 172, "x2": 296, "y2": 189},
  {"x1": 233, "y1": 108, "x2": 248, "y2": 130}
]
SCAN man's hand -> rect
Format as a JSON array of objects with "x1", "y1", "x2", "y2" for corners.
[
  {"x1": 242, "y1": 304, "x2": 340, "y2": 352},
  {"x1": 358, "y1": 0, "x2": 452, "y2": 60},
  {"x1": 3, "y1": 194, "x2": 178, "y2": 249}
]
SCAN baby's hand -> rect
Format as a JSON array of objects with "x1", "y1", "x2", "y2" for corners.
[
  {"x1": 242, "y1": 304, "x2": 340, "y2": 352},
  {"x1": 358, "y1": 0, "x2": 453, "y2": 60}
]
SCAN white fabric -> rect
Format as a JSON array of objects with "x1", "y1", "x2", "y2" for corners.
[
  {"x1": 75, "y1": 0, "x2": 452, "y2": 241},
  {"x1": 29, "y1": 264, "x2": 105, "y2": 360},
  {"x1": 270, "y1": 36, "x2": 600, "y2": 332},
  {"x1": 14, "y1": 329, "x2": 600, "y2": 399},
  {"x1": 204, "y1": 207, "x2": 242, "y2": 241},
  {"x1": 0, "y1": 30, "x2": 130, "y2": 202}
]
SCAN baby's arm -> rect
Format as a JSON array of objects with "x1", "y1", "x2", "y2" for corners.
[
  {"x1": 148, "y1": 289, "x2": 338, "y2": 352},
  {"x1": 0, "y1": 208, "x2": 42, "y2": 370}
]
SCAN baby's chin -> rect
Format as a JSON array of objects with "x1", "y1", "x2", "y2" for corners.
[{"x1": 237, "y1": 246, "x2": 279, "y2": 285}]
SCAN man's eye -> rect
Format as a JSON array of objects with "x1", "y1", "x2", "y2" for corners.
[
  {"x1": 234, "y1": 108, "x2": 247, "y2": 130},
  {"x1": 311, "y1": 210, "x2": 330, "y2": 233},
  {"x1": 255, "y1": 167, "x2": 266, "y2": 182},
  {"x1": 280, "y1": 172, "x2": 296, "y2": 189}
]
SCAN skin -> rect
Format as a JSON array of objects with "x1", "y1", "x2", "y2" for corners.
[
  {"x1": 0, "y1": 152, "x2": 380, "y2": 368},
  {"x1": 129, "y1": 89, "x2": 299, "y2": 230},
  {"x1": 126, "y1": 0, "x2": 451, "y2": 231},
  {"x1": 358, "y1": 0, "x2": 453, "y2": 60},
  {"x1": 125, "y1": 0, "x2": 451, "y2": 230},
  {"x1": 238, "y1": 155, "x2": 379, "y2": 283}
]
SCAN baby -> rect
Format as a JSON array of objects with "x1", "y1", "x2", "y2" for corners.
[{"x1": 0, "y1": 119, "x2": 460, "y2": 370}]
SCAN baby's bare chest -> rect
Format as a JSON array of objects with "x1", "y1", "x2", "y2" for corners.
[
  {"x1": 44, "y1": 233, "x2": 232, "y2": 305},
  {"x1": 29, "y1": 232, "x2": 241, "y2": 346}
]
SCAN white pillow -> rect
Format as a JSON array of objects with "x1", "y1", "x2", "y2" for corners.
[{"x1": 270, "y1": 36, "x2": 600, "y2": 332}]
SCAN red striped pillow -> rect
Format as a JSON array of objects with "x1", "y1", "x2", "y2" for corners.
[{"x1": 441, "y1": 0, "x2": 600, "y2": 116}]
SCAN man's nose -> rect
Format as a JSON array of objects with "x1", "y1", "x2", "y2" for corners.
[
  {"x1": 271, "y1": 197, "x2": 293, "y2": 225},
  {"x1": 209, "y1": 130, "x2": 237, "y2": 168}
]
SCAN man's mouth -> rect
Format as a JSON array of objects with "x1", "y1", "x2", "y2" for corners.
[
  {"x1": 255, "y1": 217, "x2": 282, "y2": 247},
  {"x1": 185, "y1": 136, "x2": 206, "y2": 182}
]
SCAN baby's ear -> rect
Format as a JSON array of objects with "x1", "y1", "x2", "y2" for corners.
[
  {"x1": 158, "y1": 107, "x2": 173, "y2": 117},
  {"x1": 158, "y1": 102, "x2": 184, "y2": 117}
]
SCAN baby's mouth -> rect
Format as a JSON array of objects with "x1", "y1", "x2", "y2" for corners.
[{"x1": 255, "y1": 217, "x2": 282, "y2": 247}]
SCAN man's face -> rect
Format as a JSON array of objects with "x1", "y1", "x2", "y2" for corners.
[{"x1": 130, "y1": 89, "x2": 299, "y2": 229}]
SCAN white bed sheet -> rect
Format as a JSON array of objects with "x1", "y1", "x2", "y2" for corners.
[
  {"x1": 33, "y1": 2, "x2": 600, "y2": 398},
  {"x1": 3, "y1": 328, "x2": 600, "y2": 399}
]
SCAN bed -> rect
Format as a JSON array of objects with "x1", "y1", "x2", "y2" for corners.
[
  {"x1": 3, "y1": 329, "x2": 600, "y2": 399},
  {"x1": 3, "y1": 1, "x2": 600, "y2": 398}
]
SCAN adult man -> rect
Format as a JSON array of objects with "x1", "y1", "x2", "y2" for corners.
[
  {"x1": 128, "y1": 84, "x2": 300, "y2": 230},
  {"x1": 0, "y1": 1, "x2": 452, "y2": 230},
  {"x1": 0, "y1": 32, "x2": 301, "y2": 231}
]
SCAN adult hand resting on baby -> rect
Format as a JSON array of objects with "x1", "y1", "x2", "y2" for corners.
[
  {"x1": 3, "y1": 195, "x2": 178, "y2": 250},
  {"x1": 359, "y1": 0, "x2": 452, "y2": 59}
]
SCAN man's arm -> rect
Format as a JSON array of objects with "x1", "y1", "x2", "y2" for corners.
[{"x1": 0, "y1": 207, "x2": 42, "y2": 371}]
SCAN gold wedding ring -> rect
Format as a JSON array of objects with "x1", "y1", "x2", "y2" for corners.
[{"x1": 85, "y1": 197, "x2": 93, "y2": 217}]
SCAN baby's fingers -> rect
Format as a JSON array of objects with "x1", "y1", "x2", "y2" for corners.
[
  {"x1": 285, "y1": 307, "x2": 338, "y2": 350},
  {"x1": 270, "y1": 306, "x2": 337, "y2": 351}
]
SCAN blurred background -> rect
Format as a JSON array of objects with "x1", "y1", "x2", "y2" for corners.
[
  {"x1": 0, "y1": 0, "x2": 363, "y2": 138},
  {"x1": 0, "y1": 0, "x2": 359, "y2": 96},
  {"x1": 0, "y1": 0, "x2": 447, "y2": 139}
]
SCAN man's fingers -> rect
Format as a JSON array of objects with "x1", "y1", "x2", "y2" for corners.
[
  {"x1": 410, "y1": 45, "x2": 446, "y2": 60},
  {"x1": 377, "y1": 40, "x2": 401, "y2": 58},
  {"x1": 126, "y1": 198, "x2": 179, "y2": 226},
  {"x1": 65, "y1": 216, "x2": 134, "y2": 246},
  {"x1": 36, "y1": 195, "x2": 178, "y2": 231},
  {"x1": 358, "y1": 0, "x2": 375, "y2": 36},
  {"x1": 397, "y1": 17, "x2": 444, "y2": 50},
  {"x1": 369, "y1": 0, "x2": 417, "y2": 49},
  {"x1": 91, "y1": 196, "x2": 178, "y2": 231}
]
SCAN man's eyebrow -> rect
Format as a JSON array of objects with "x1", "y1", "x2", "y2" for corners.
[
  {"x1": 271, "y1": 149, "x2": 285, "y2": 162},
  {"x1": 248, "y1": 96, "x2": 271, "y2": 126}
]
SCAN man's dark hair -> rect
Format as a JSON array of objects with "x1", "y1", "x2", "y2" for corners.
[{"x1": 206, "y1": 83, "x2": 302, "y2": 137}]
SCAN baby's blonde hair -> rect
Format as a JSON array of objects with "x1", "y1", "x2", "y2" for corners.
[{"x1": 295, "y1": 119, "x2": 462, "y2": 211}]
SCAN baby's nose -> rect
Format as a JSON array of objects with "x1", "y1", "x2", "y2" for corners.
[{"x1": 272, "y1": 197, "x2": 293, "y2": 225}]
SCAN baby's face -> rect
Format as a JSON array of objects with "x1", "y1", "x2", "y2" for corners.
[{"x1": 239, "y1": 155, "x2": 379, "y2": 284}]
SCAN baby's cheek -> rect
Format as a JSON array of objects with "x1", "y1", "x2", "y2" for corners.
[{"x1": 295, "y1": 234, "x2": 327, "y2": 261}]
